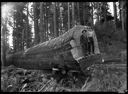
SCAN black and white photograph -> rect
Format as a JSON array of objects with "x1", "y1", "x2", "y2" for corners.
[{"x1": 1, "y1": 1, "x2": 127, "y2": 92}]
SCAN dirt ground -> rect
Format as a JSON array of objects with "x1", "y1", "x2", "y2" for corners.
[{"x1": 1, "y1": 62, "x2": 127, "y2": 92}]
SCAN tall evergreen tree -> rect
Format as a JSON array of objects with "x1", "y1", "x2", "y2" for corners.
[
  {"x1": 90, "y1": 2, "x2": 94, "y2": 26},
  {"x1": 68, "y1": 2, "x2": 70, "y2": 30},
  {"x1": 118, "y1": 1, "x2": 122, "y2": 21},
  {"x1": 79, "y1": 2, "x2": 84, "y2": 25},
  {"x1": 26, "y1": 3, "x2": 32, "y2": 48},
  {"x1": 33, "y1": 3, "x2": 40, "y2": 44},
  {"x1": 53, "y1": 2, "x2": 57, "y2": 37},
  {"x1": 62, "y1": 2, "x2": 68, "y2": 32},
  {"x1": 100, "y1": 2, "x2": 111, "y2": 22},
  {"x1": 39, "y1": 2, "x2": 45, "y2": 42},
  {"x1": 77, "y1": 2, "x2": 80, "y2": 24},
  {"x1": 71, "y1": 2, "x2": 75, "y2": 27},
  {"x1": 113, "y1": 2, "x2": 117, "y2": 28},
  {"x1": 120, "y1": 1, "x2": 126, "y2": 32},
  {"x1": 1, "y1": 18, "x2": 7, "y2": 66},
  {"x1": 12, "y1": 3, "x2": 27, "y2": 51},
  {"x1": 45, "y1": 3, "x2": 49, "y2": 40},
  {"x1": 83, "y1": 2, "x2": 92, "y2": 26},
  {"x1": 55, "y1": 3, "x2": 60, "y2": 37}
]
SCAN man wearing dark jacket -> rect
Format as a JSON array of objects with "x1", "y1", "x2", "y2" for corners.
[
  {"x1": 80, "y1": 30, "x2": 89, "y2": 56},
  {"x1": 87, "y1": 28, "x2": 94, "y2": 54}
]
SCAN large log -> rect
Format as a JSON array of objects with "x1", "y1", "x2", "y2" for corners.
[{"x1": 6, "y1": 25, "x2": 101, "y2": 71}]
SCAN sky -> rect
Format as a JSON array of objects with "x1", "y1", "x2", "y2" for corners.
[
  {"x1": 1, "y1": 2, "x2": 116, "y2": 48},
  {"x1": 108, "y1": 2, "x2": 114, "y2": 16}
]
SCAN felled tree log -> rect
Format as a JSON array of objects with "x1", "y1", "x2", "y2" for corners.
[{"x1": 6, "y1": 25, "x2": 101, "y2": 71}]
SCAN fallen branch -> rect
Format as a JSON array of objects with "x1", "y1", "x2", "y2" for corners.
[
  {"x1": 81, "y1": 77, "x2": 90, "y2": 91},
  {"x1": 38, "y1": 79, "x2": 53, "y2": 92}
]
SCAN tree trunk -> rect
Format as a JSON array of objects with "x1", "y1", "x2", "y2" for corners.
[
  {"x1": 79, "y1": 2, "x2": 84, "y2": 25},
  {"x1": 22, "y1": 27, "x2": 24, "y2": 50},
  {"x1": 5, "y1": 26, "x2": 80, "y2": 70},
  {"x1": 119, "y1": 1, "x2": 121, "y2": 21},
  {"x1": 39, "y1": 2, "x2": 44, "y2": 42},
  {"x1": 91, "y1": 2, "x2": 94, "y2": 27},
  {"x1": 120, "y1": 1, "x2": 126, "y2": 32},
  {"x1": 121, "y1": 9, "x2": 125, "y2": 32},
  {"x1": 33, "y1": 3, "x2": 40, "y2": 44},
  {"x1": 68, "y1": 2, "x2": 70, "y2": 30},
  {"x1": 59, "y1": 3, "x2": 64, "y2": 35},
  {"x1": 1, "y1": 20, "x2": 7, "y2": 67},
  {"x1": 43, "y1": 3, "x2": 47, "y2": 40},
  {"x1": 83, "y1": 3, "x2": 85, "y2": 25},
  {"x1": 45, "y1": 3, "x2": 48, "y2": 40},
  {"x1": 97, "y1": 3, "x2": 100, "y2": 22},
  {"x1": 113, "y1": 2, "x2": 117, "y2": 29},
  {"x1": 77, "y1": 2, "x2": 80, "y2": 25},
  {"x1": 20, "y1": 11, "x2": 24, "y2": 51},
  {"x1": 83, "y1": 2, "x2": 91, "y2": 26},
  {"x1": 6, "y1": 25, "x2": 101, "y2": 73},
  {"x1": 5, "y1": 26, "x2": 85, "y2": 69},
  {"x1": 26, "y1": 3, "x2": 31, "y2": 48},
  {"x1": 72, "y1": 2, "x2": 75, "y2": 27},
  {"x1": 102, "y1": 2, "x2": 107, "y2": 22},
  {"x1": 13, "y1": 12, "x2": 16, "y2": 52},
  {"x1": 53, "y1": 2, "x2": 57, "y2": 37}
]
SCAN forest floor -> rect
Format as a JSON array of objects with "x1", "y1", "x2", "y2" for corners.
[{"x1": 1, "y1": 39, "x2": 127, "y2": 92}]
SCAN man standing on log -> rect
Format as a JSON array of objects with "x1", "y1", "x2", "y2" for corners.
[
  {"x1": 87, "y1": 27, "x2": 94, "y2": 55},
  {"x1": 80, "y1": 30, "x2": 89, "y2": 56}
]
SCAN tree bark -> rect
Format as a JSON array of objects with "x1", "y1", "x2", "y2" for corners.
[
  {"x1": 79, "y1": 2, "x2": 84, "y2": 25},
  {"x1": 68, "y1": 2, "x2": 70, "y2": 30},
  {"x1": 72, "y1": 2, "x2": 75, "y2": 27},
  {"x1": 22, "y1": 27, "x2": 24, "y2": 50},
  {"x1": 121, "y1": 9, "x2": 125, "y2": 32},
  {"x1": 97, "y1": 3, "x2": 100, "y2": 22},
  {"x1": 83, "y1": 3, "x2": 85, "y2": 25},
  {"x1": 104, "y1": 2, "x2": 107, "y2": 22},
  {"x1": 53, "y1": 2, "x2": 57, "y2": 37},
  {"x1": 26, "y1": 3, "x2": 31, "y2": 48},
  {"x1": 33, "y1": 3, "x2": 40, "y2": 44},
  {"x1": 83, "y1": 2, "x2": 91, "y2": 26},
  {"x1": 13, "y1": 12, "x2": 16, "y2": 52},
  {"x1": 120, "y1": 1, "x2": 126, "y2": 32},
  {"x1": 77, "y1": 2, "x2": 80, "y2": 24},
  {"x1": 119, "y1": 1, "x2": 121, "y2": 21},
  {"x1": 91, "y1": 2, "x2": 94, "y2": 27},
  {"x1": 39, "y1": 2, "x2": 45, "y2": 42},
  {"x1": 45, "y1": 3, "x2": 48, "y2": 40},
  {"x1": 1, "y1": 19, "x2": 7, "y2": 67},
  {"x1": 113, "y1": 2, "x2": 117, "y2": 29}
]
